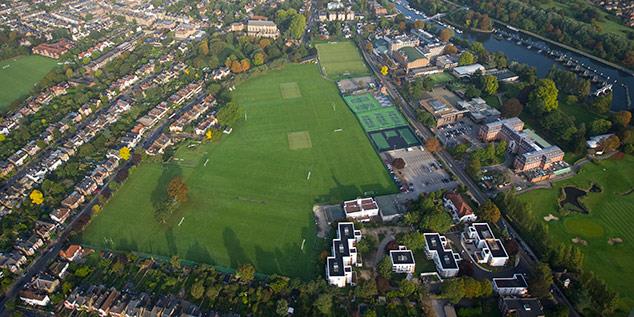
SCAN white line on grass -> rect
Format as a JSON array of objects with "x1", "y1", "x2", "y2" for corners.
[
  {"x1": 332, "y1": 103, "x2": 335, "y2": 111},
  {"x1": 204, "y1": 158, "x2": 209, "y2": 167},
  {"x1": 334, "y1": 128, "x2": 343, "y2": 132},
  {"x1": 245, "y1": 112, "x2": 248, "y2": 120},
  {"x1": 178, "y1": 217, "x2": 185, "y2": 226},
  {"x1": 306, "y1": 171, "x2": 311, "y2": 180},
  {"x1": 301, "y1": 239, "x2": 306, "y2": 251}
]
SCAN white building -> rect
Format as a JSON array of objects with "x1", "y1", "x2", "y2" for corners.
[
  {"x1": 493, "y1": 274, "x2": 528, "y2": 296},
  {"x1": 424, "y1": 233, "x2": 461, "y2": 278},
  {"x1": 19, "y1": 290, "x2": 50, "y2": 306},
  {"x1": 452, "y1": 63, "x2": 485, "y2": 78},
  {"x1": 390, "y1": 246, "x2": 416, "y2": 274},
  {"x1": 343, "y1": 197, "x2": 379, "y2": 221},
  {"x1": 326, "y1": 222, "x2": 362, "y2": 287},
  {"x1": 464, "y1": 223, "x2": 509, "y2": 267}
]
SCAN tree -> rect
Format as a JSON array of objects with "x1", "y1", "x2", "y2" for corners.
[
  {"x1": 378, "y1": 256, "x2": 393, "y2": 278},
  {"x1": 599, "y1": 135, "x2": 621, "y2": 151},
  {"x1": 198, "y1": 39, "x2": 209, "y2": 56},
  {"x1": 205, "y1": 285, "x2": 220, "y2": 302},
  {"x1": 422, "y1": 210, "x2": 453, "y2": 233},
  {"x1": 236, "y1": 263, "x2": 255, "y2": 283},
  {"x1": 167, "y1": 176, "x2": 188, "y2": 204},
  {"x1": 458, "y1": 51, "x2": 476, "y2": 66},
  {"x1": 501, "y1": 98, "x2": 523, "y2": 118},
  {"x1": 444, "y1": 44, "x2": 458, "y2": 55},
  {"x1": 380, "y1": 65, "x2": 388, "y2": 76},
  {"x1": 399, "y1": 279, "x2": 417, "y2": 297},
  {"x1": 230, "y1": 60, "x2": 242, "y2": 73},
  {"x1": 399, "y1": 231, "x2": 426, "y2": 250},
  {"x1": 481, "y1": 75, "x2": 498, "y2": 95},
  {"x1": 425, "y1": 137, "x2": 441, "y2": 152},
  {"x1": 65, "y1": 68, "x2": 73, "y2": 79},
  {"x1": 528, "y1": 79, "x2": 559, "y2": 114},
  {"x1": 205, "y1": 129, "x2": 213, "y2": 140},
  {"x1": 91, "y1": 204, "x2": 101, "y2": 214},
  {"x1": 611, "y1": 110, "x2": 632, "y2": 129},
  {"x1": 528, "y1": 262, "x2": 553, "y2": 299},
  {"x1": 253, "y1": 52, "x2": 265, "y2": 66},
  {"x1": 30, "y1": 189, "x2": 44, "y2": 205},
  {"x1": 590, "y1": 93, "x2": 612, "y2": 114},
  {"x1": 276, "y1": 299, "x2": 289, "y2": 316},
  {"x1": 190, "y1": 281, "x2": 205, "y2": 300},
  {"x1": 119, "y1": 146, "x2": 131, "y2": 160},
  {"x1": 314, "y1": 293, "x2": 332, "y2": 316},
  {"x1": 477, "y1": 200, "x2": 501, "y2": 224},
  {"x1": 240, "y1": 59, "x2": 250, "y2": 72},
  {"x1": 170, "y1": 255, "x2": 180, "y2": 270},
  {"x1": 467, "y1": 156, "x2": 481, "y2": 178},
  {"x1": 590, "y1": 119, "x2": 612, "y2": 135},
  {"x1": 392, "y1": 158, "x2": 406, "y2": 169},
  {"x1": 289, "y1": 14, "x2": 307, "y2": 39},
  {"x1": 439, "y1": 28, "x2": 454, "y2": 42}
]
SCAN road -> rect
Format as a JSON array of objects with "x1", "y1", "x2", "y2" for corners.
[{"x1": 360, "y1": 47, "x2": 579, "y2": 317}]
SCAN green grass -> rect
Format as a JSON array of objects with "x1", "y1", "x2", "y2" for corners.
[
  {"x1": 81, "y1": 64, "x2": 397, "y2": 279},
  {"x1": 0, "y1": 55, "x2": 57, "y2": 111},
  {"x1": 540, "y1": 0, "x2": 633, "y2": 37},
  {"x1": 558, "y1": 97, "x2": 605, "y2": 126},
  {"x1": 519, "y1": 155, "x2": 634, "y2": 311},
  {"x1": 316, "y1": 41, "x2": 371, "y2": 79},
  {"x1": 428, "y1": 72, "x2": 455, "y2": 86}
]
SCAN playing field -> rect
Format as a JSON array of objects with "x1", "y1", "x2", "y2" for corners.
[
  {"x1": 520, "y1": 155, "x2": 634, "y2": 311},
  {"x1": 81, "y1": 64, "x2": 397, "y2": 279},
  {"x1": 316, "y1": 41, "x2": 371, "y2": 79},
  {"x1": 0, "y1": 55, "x2": 57, "y2": 111}
]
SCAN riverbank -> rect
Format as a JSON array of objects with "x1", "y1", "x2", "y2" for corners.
[{"x1": 437, "y1": 0, "x2": 634, "y2": 76}]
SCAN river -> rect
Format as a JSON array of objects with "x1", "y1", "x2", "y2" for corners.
[{"x1": 392, "y1": 0, "x2": 634, "y2": 111}]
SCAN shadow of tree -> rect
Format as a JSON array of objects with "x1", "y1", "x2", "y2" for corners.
[
  {"x1": 223, "y1": 228, "x2": 249, "y2": 268},
  {"x1": 185, "y1": 240, "x2": 214, "y2": 265}
]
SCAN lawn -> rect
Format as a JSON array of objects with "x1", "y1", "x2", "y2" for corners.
[
  {"x1": 519, "y1": 155, "x2": 634, "y2": 311},
  {"x1": 0, "y1": 55, "x2": 57, "y2": 111},
  {"x1": 81, "y1": 64, "x2": 397, "y2": 279},
  {"x1": 427, "y1": 72, "x2": 455, "y2": 86},
  {"x1": 316, "y1": 41, "x2": 371, "y2": 79}
]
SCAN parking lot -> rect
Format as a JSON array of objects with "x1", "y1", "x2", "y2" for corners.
[
  {"x1": 436, "y1": 119, "x2": 482, "y2": 148},
  {"x1": 381, "y1": 147, "x2": 457, "y2": 195}
]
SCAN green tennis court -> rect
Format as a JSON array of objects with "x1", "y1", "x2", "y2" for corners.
[
  {"x1": 343, "y1": 93, "x2": 382, "y2": 113},
  {"x1": 368, "y1": 127, "x2": 421, "y2": 151},
  {"x1": 355, "y1": 107, "x2": 409, "y2": 132}
]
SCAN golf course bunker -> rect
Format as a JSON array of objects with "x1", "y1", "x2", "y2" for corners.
[
  {"x1": 288, "y1": 131, "x2": 312, "y2": 150},
  {"x1": 280, "y1": 82, "x2": 301, "y2": 99},
  {"x1": 559, "y1": 186, "x2": 589, "y2": 213}
]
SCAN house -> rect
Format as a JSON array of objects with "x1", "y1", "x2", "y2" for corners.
[
  {"x1": 326, "y1": 222, "x2": 362, "y2": 287},
  {"x1": 33, "y1": 273, "x2": 60, "y2": 293},
  {"x1": 424, "y1": 233, "x2": 461, "y2": 277},
  {"x1": 49, "y1": 260, "x2": 70, "y2": 279},
  {"x1": 586, "y1": 133, "x2": 614, "y2": 149},
  {"x1": 61, "y1": 191, "x2": 85, "y2": 210},
  {"x1": 419, "y1": 98, "x2": 467, "y2": 128},
  {"x1": 19, "y1": 289, "x2": 50, "y2": 306},
  {"x1": 76, "y1": 176, "x2": 98, "y2": 196},
  {"x1": 464, "y1": 223, "x2": 509, "y2": 266},
  {"x1": 394, "y1": 46, "x2": 430, "y2": 73},
  {"x1": 15, "y1": 234, "x2": 44, "y2": 256},
  {"x1": 212, "y1": 67, "x2": 231, "y2": 81},
  {"x1": 436, "y1": 54, "x2": 459, "y2": 69},
  {"x1": 0, "y1": 251, "x2": 27, "y2": 273},
  {"x1": 390, "y1": 245, "x2": 416, "y2": 274},
  {"x1": 457, "y1": 97, "x2": 500, "y2": 124},
  {"x1": 493, "y1": 274, "x2": 528, "y2": 296},
  {"x1": 343, "y1": 197, "x2": 379, "y2": 221},
  {"x1": 452, "y1": 63, "x2": 485, "y2": 78},
  {"x1": 34, "y1": 221, "x2": 56, "y2": 240},
  {"x1": 32, "y1": 39, "x2": 74, "y2": 59},
  {"x1": 8, "y1": 149, "x2": 29, "y2": 167},
  {"x1": 443, "y1": 192, "x2": 477, "y2": 223},
  {"x1": 499, "y1": 297, "x2": 545, "y2": 317},
  {"x1": 59, "y1": 245, "x2": 83, "y2": 262},
  {"x1": 246, "y1": 20, "x2": 280, "y2": 38},
  {"x1": 51, "y1": 207, "x2": 71, "y2": 223}
]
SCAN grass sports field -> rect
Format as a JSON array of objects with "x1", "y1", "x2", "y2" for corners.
[
  {"x1": 0, "y1": 55, "x2": 57, "y2": 110},
  {"x1": 81, "y1": 64, "x2": 397, "y2": 279},
  {"x1": 520, "y1": 155, "x2": 634, "y2": 311},
  {"x1": 316, "y1": 41, "x2": 371, "y2": 79}
]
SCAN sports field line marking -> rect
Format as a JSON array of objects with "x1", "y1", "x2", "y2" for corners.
[
  {"x1": 301, "y1": 239, "x2": 306, "y2": 251},
  {"x1": 334, "y1": 128, "x2": 343, "y2": 132},
  {"x1": 306, "y1": 171, "x2": 311, "y2": 180},
  {"x1": 204, "y1": 158, "x2": 209, "y2": 167},
  {"x1": 245, "y1": 112, "x2": 247, "y2": 120},
  {"x1": 178, "y1": 217, "x2": 185, "y2": 226}
]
